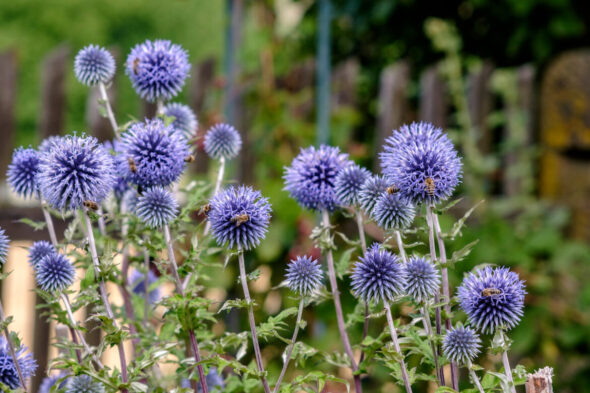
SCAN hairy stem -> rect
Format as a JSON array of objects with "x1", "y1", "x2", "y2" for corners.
[
  {"x1": 0, "y1": 301, "x2": 28, "y2": 392},
  {"x1": 118, "y1": 201, "x2": 139, "y2": 353},
  {"x1": 500, "y1": 331, "x2": 517, "y2": 393},
  {"x1": 421, "y1": 305, "x2": 440, "y2": 379},
  {"x1": 98, "y1": 82, "x2": 119, "y2": 139},
  {"x1": 384, "y1": 303, "x2": 413, "y2": 393},
  {"x1": 466, "y1": 359, "x2": 485, "y2": 393},
  {"x1": 273, "y1": 299, "x2": 305, "y2": 393},
  {"x1": 61, "y1": 293, "x2": 103, "y2": 368},
  {"x1": 237, "y1": 251, "x2": 271, "y2": 393},
  {"x1": 143, "y1": 245, "x2": 150, "y2": 326},
  {"x1": 395, "y1": 230, "x2": 407, "y2": 264},
  {"x1": 355, "y1": 210, "x2": 370, "y2": 367},
  {"x1": 40, "y1": 197, "x2": 58, "y2": 247}
]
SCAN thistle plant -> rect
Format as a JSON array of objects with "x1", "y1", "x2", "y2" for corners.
[{"x1": 443, "y1": 325, "x2": 484, "y2": 393}]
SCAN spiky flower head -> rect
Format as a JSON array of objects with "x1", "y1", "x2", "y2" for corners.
[
  {"x1": 372, "y1": 191, "x2": 416, "y2": 230},
  {"x1": 28, "y1": 241, "x2": 57, "y2": 270},
  {"x1": 74, "y1": 45, "x2": 115, "y2": 86},
  {"x1": 36, "y1": 253, "x2": 75, "y2": 292},
  {"x1": 103, "y1": 139, "x2": 130, "y2": 198},
  {"x1": 442, "y1": 325, "x2": 482, "y2": 365},
  {"x1": 38, "y1": 135, "x2": 116, "y2": 211},
  {"x1": 65, "y1": 375, "x2": 104, "y2": 393},
  {"x1": 163, "y1": 103, "x2": 198, "y2": 140},
  {"x1": 208, "y1": 186, "x2": 271, "y2": 251},
  {"x1": 7, "y1": 147, "x2": 41, "y2": 198},
  {"x1": 0, "y1": 229, "x2": 8, "y2": 266},
  {"x1": 358, "y1": 175, "x2": 388, "y2": 216},
  {"x1": 285, "y1": 256, "x2": 323, "y2": 296},
  {"x1": 380, "y1": 122, "x2": 462, "y2": 204},
  {"x1": 38, "y1": 135, "x2": 65, "y2": 154},
  {"x1": 39, "y1": 372, "x2": 69, "y2": 393},
  {"x1": 351, "y1": 243, "x2": 405, "y2": 304},
  {"x1": 129, "y1": 269, "x2": 161, "y2": 304},
  {"x1": 0, "y1": 337, "x2": 37, "y2": 389},
  {"x1": 458, "y1": 266, "x2": 526, "y2": 334},
  {"x1": 334, "y1": 164, "x2": 371, "y2": 207},
  {"x1": 403, "y1": 256, "x2": 440, "y2": 303},
  {"x1": 181, "y1": 367, "x2": 224, "y2": 392},
  {"x1": 135, "y1": 187, "x2": 178, "y2": 228},
  {"x1": 284, "y1": 145, "x2": 349, "y2": 212},
  {"x1": 125, "y1": 39, "x2": 190, "y2": 102},
  {"x1": 121, "y1": 118, "x2": 189, "y2": 188},
  {"x1": 204, "y1": 123, "x2": 242, "y2": 161}
]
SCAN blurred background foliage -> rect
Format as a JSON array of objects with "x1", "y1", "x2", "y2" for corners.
[{"x1": 1, "y1": 0, "x2": 590, "y2": 392}]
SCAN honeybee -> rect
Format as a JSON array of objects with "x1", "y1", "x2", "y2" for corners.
[
  {"x1": 386, "y1": 185, "x2": 399, "y2": 194},
  {"x1": 230, "y1": 213, "x2": 250, "y2": 227},
  {"x1": 200, "y1": 203, "x2": 211, "y2": 216},
  {"x1": 481, "y1": 288, "x2": 502, "y2": 297},
  {"x1": 132, "y1": 58, "x2": 140, "y2": 75},
  {"x1": 128, "y1": 157, "x2": 137, "y2": 173},
  {"x1": 185, "y1": 154, "x2": 195, "y2": 163},
  {"x1": 83, "y1": 200, "x2": 99, "y2": 211},
  {"x1": 424, "y1": 177, "x2": 436, "y2": 196}
]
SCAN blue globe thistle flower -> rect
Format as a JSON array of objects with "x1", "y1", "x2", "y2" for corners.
[
  {"x1": 163, "y1": 102, "x2": 198, "y2": 140},
  {"x1": 135, "y1": 187, "x2": 178, "y2": 228},
  {"x1": 285, "y1": 256, "x2": 323, "y2": 296},
  {"x1": 351, "y1": 243, "x2": 406, "y2": 304},
  {"x1": 403, "y1": 256, "x2": 440, "y2": 303},
  {"x1": 204, "y1": 123, "x2": 242, "y2": 161},
  {"x1": 181, "y1": 367, "x2": 224, "y2": 392},
  {"x1": 37, "y1": 135, "x2": 116, "y2": 211},
  {"x1": 39, "y1": 372, "x2": 69, "y2": 393},
  {"x1": 358, "y1": 175, "x2": 388, "y2": 216},
  {"x1": 121, "y1": 189, "x2": 139, "y2": 215},
  {"x1": 208, "y1": 186, "x2": 271, "y2": 251},
  {"x1": 372, "y1": 191, "x2": 416, "y2": 230},
  {"x1": 0, "y1": 229, "x2": 8, "y2": 267},
  {"x1": 28, "y1": 241, "x2": 57, "y2": 271},
  {"x1": 283, "y1": 145, "x2": 349, "y2": 212},
  {"x1": 103, "y1": 139, "x2": 130, "y2": 198},
  {"x1": 126, "y1": 39, "x2": 190, "y2": 102},
  {"x1": 121, "y1": 118, "x2": 189, "y2": 188},
  {"x1": 74, "y1": 45, "x2": 115, "y2": 86},
  {"x1": 0, "y1": 337, "x2": 37, "y2": 389},
  {"x1": 7, "y1": 147, "x2": 40, "y2": 198},
  {"x1": 65, "y1": 375, "x2": 104, "y2": 393},
  {"x1": 38, "y1": 135, "x2": 65, "y2": 154},
  {"x1": 458, "y1": 266, "x2": 526, "y2": 334},
  {"x1": 442, "y1": 325, "x2": 482, "y2": 365},
  {"x1": 129, "y1": 269, "x2": 161, "y2": 304},
  {"x1": 380, "y1": 122, "x2": 462, "y2": 204},
  {"x1": 36, "y1": 253, "x2": 75, "y2": 292},
  {"x1": 334, "y1": 164, "x2": 371, "y2": 207}
]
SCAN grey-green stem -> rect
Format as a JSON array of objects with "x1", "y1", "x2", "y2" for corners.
[
  {"x1": 98, "y1": 82, "x2": 119, "y2": 139},
  {"x1": 421, "y1": 304, "x2": 440, "y2": 379},
  {"x1": 0, "y1": 301, "x2": 27, "y2": 392},
  {"x1": 355, "y1": 209, "x2": 370, "y2": 367},
  {"x1": 466, "y1": 359, "x2": 485, "y2": 393},
  {"x1": 395, "y1": 230, "x2": 407, "y2": 264},
  {"x1": 272, "y1": 299, "x2": 305, "y2": 393},
  {"x1": 384, "y1": 302, "x2": 413, "y2": 393},
  {"x1": 500, "y1": 331, "x2": 517, "y2": 393},
  {"x1": 40, "y1": 199, "x2": 58, "y2": 247}
]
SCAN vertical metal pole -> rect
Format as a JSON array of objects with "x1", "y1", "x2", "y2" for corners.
[{"x1": 316, "y1": 0, "x2": 332, "y2": 146}]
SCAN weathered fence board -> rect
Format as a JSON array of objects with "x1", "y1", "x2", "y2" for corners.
[
  {"x1": 0, "y1": 50, "x2": 17, "y2": 186},
  {"x1": 419, "y1": 64, "x2": 447, "y2": 127},
  {"x1": 40, "y1": 46, "x2": 69, "y2": 141}
]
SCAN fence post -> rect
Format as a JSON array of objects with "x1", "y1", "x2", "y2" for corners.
[
  {"x1": 190, "y1": 57, "x2": 217, "y2": 174},
  {"x1": 0, "y1": 50, "x2": 17, "y2": 193},
  {"x1": 467, "y1": 61, "x2": 495, "y2": 154},
  {"x1": 419, "y1": 64, "x2": 447, "y2": 127},
  {"x1": 39, "y1": 45, "x2": 69, "y2": 140}
]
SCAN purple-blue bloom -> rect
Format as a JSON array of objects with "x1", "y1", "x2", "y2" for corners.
[
  {"x1": 181, "y1": 367, "x2": 224, "y2": 392},
  {"x1": 442, "y1": 325, "x2": 482, "y2": 364},
  {"x1": 129, "y1": 269, "x2": 161, "y2": 304},
  {"x1": 351, "y1": 243, "x2": 405, "y2": 304},
  {"x1": 65, "y1": 374, "x2": 104, "y2": 393},
  {"x1": 163, "y1": 102, "x2": 198, "y2": 140},
  {"x1": 204, "y1": 123, "x2": 242, "y2": 161},
  {"x1": 103, "y1": 139, "x2": 130, "y2": 198},
  {"x1": 372, "y1": 191, "x2": 416, "y2": 230},
  {"x1": 208, "y1": 186, "x2": 271, "y2": 251},
  {"x1": 36, "y1": 253, "x2": 75, "y2": 292},
  {"x1": 380, "y1": 122, "x2": 462, "y2": 204},
  {"x1": 358, "y1": 175, "x2": 388, "y2": 216},
  {"x1": 0, "y1": 228, "x2": 8, "y2": 266},
  {"x1": 135, "y1": 187, "x2": 178, "y2": 228},
  {"x1": 38, "y1": 135, "x2": 65, "y2": 154},
  {"x1": 28, "y1": 241, "x2": 56, "y2": 270},
  {"x1": 403, "y1": 256, "x2": 440, "y2": 303},
  {"x1": 334, "y1": 164, "x2": 371, "y2": 207},
  {"x1": 126, "y1": 39, "x2": 190, "y2": 102},
  {"x1": 74, "y1": 45, "x2": 115, "y2": 86},
  {"x1": 458, "y1": 266, "x2": 526, "y2": 334},
  {"x1": 121, "y1": 119, "x2": 189, "y2": 188},
  {"x1": 285, "y1": 256, "x2": 323, "y2": 296},
  {"x1": 0, "y1": 337, "x2": 37, "y2": 389},
  {"x1": 38, "y1": 135, "x2": 116, "y2": 210},
  {"x1": 39, "y1": 372, "x2": 69, "y2": 393},
  {"x1": 7, "y1": 147, "x2": 40, "y2": 198},
  {"x1": 283, "y1": 145, "x2": 349, "y2": 212}
]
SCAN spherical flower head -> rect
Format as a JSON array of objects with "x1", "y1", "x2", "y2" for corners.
[
  {"x1": 181, "y1": 367, "x2": 224, "y2": 392},
  {"x1": 204, "y1": 123, "x2": 242, "y2": 161},
  {"x1": 36, "y1": 253, "x2": 75, "y2": 292},
  {"x1": 0, "y1": 337, "x2": 37, "y2": 389},
  {"x1": 334, "y1": 164, "x2": 371, "y2": 207},
  {"x1": 28, "y1": 241, "x2": 57, "y2": 270},
  {"x1": 66, "y1": 375, "x2": 104, "y2": 393},
  {"x1": 129, "y1": 269, "x2": 161, "y2": 304},
  {"x1": 163, "y1": 102, "x2": 198, "y2": 140},
  {"x1": 372, "y1": 191, "x2": 416, "y2": 230},
  {"x1": 103, "y1": 139, "x2": 130, "y2": 198},
  {"x1": 0, "y1": 229, "x2": 8, "y2": 267},
  {"x1": 208, "y1": 186, "x2": 272, "y2": 251},
  {"x1": 458, "y1": 266, "x2": 526, "y2": 334},
  {"x1": 38, "y1": 135, "x2": 65, "y2": 154},
  {"x1": 38, "y1": 135, "x2": 116, "y2": 211},
  {"x1": 351, "y1": 243, "x2": 405, "y2": 304},
  {"x1": 283, "y1": 145, "x2": 349, "y2": 212},
  {"x1": 285, "y1": 256, "x2": 323, "y2": 296},
  {"x1": 403, "y1": 256, "x2": 440, "y2": 303},
  {"x1": 358, "y1": 175, "x2": 388, "y2": 216},
  {"x1": 121, "y1": 189, "x2": 139, "y2": 215},
  {"x1": 135, "y1": 187, "x2": 178, "y2": 228},
  {"x1": 74, "y1": 45, "x2": 115, "y2": 86},
  {"x1": 39, "y1": 372, "x2": 69, "y2": 393},
  {"x1": 380, "y1": 122, "x2": 462, "y2": 204},
  {"x1": 442, "y1": 325, "x2": 482, "y2": 365},
  {"x1": 7, "y1": 147, "x2": 40, "y2": 198},
  {"x1": 121, "y1": 118, "x2": 189, "y2": 188},
  {"x1": 126, "y1": 39, "x2": 190, "y2": 102}
]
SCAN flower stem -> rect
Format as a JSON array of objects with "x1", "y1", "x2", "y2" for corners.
[
  {"x1": 421, "y1": 305, "x2": 440, "y2": 380},
  {"x1": 156, "y1": 99, "x2": 165, "y2": 116},
  {"x1": 98, "y1": 82, "x2": 119, "y2": 139},
  {"x1": 273, "y1": 299, "x2": 305, "y2": 393},
  {"x1": 355, "y1": 210, "x2": 370, "y2": 367},
  {"x1": 40, "y1": 198, "x2": 58, "y2": 247},
  {"x1": 143, "y1": 244, "x2": 150, "y2": 326},
  {"x1": 237, "y1": 251, "x2": 271, "y2": 393},
  {"x1": 384, "y1": 303, "x2": 413, "y2": 393},
  {"x1": 395, "y1": 230, "x2": 407, "y2": 264},
  {"x1": 163, "y1": 224, "x2": 209, "y2": 393},
  {"x1": 466, "y1": 359, "x2": 485, "y2": 393},
  {"x1": 500, "y1": 331, "x2": 517, "y2": 393},
  {"x1": 321, "y1": 210, "x2": 363, "y2": 393},
  {"x1": 0, "y1": 301, "x2": 28, "y2": 392}
]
